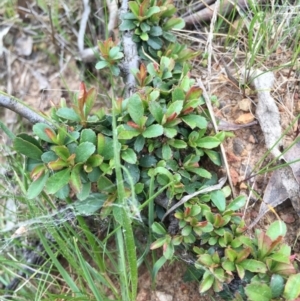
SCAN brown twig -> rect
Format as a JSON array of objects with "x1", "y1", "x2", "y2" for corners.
[
  {"x1": 119, "y1": 0, "x2": 139, "y2": 97},
  {"x1": 0, "y1": 93, "x2": 50, "y2": 125},
  {"x1": 78, "y1": 0, "x2": 91, "y2": 54}
]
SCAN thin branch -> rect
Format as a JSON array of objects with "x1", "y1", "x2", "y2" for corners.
[
  {"x1": 119, "y1": 0, "x2": 139, "y2": 97},
  {"x1": 78, "y1": 0, "x2": 91, "y2": 54},
  {"x1": 183, "y1": 0, "x2": 249, "y2": 25},
  {"x1": 0, "y1": 93, "x2": 51, "y2": 125}
]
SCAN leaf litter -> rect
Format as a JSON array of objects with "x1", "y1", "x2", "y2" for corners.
[{"x1": 245, "y1": 68, "x2": 300, "y2": 228}]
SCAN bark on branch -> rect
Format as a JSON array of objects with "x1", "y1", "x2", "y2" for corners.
[
  {"x1": 119, "y1": 0, "x2": 139, "y2": 97},
  {"x1": 0, "y1": 93, "x2": 50, "y2": 125}
]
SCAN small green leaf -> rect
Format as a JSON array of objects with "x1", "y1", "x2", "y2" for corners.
[
  {"x1": 118, "y1": 128, "x2": 140, "y2": 139},
  {"x1": 270, "y1": 274, "x2": 284, "y2": 298},
  {"x1": 86, "y1": 154, "x2": 103, "y2": 167},
  {"x1": 97, "y1": 175, "x2": 115, "y2": 193},
  {"x1": 147, "y1": 37, "x2": 163, "y2": 50},
  {"x1": 181, "y1": 225, "x2": 192, "y2": 236},
  {"x1": 143, "y1": 124, "x2": 164, "y2": 138},
  {"x1": 51, "y1": 145, "x2": 70, "y2": 161},
  {"x1": 152, "y1": 256, "x2": 168, "y2": 280},
  {"x1": 123, "y1": 163, "x2": 140, "y2": 185},
  {"x1": 140, "y1": 22, "x2": 150, "y2": 32},
  {"x1": 69, "y1": 164, "x2": 82, "y2": 194},
  {"x1": 163, "y1": 127, "x2": 177, "y2": 138},
  {"x1": 73, "y1": 193, "x2": 106, "y2": 215},
  {"x1": 210, "y1": 190, "x2": 226, "y2": 212},
  {"x1": 163, "y1": 17, "x2": 185, "y2": 31},
  {"x1": 152, "y1": 222, "x2": 167, "y2": 235},
  {"x1": 134, "y1": 135, "x2": 145, "y2": 152},
  {"x1": 239, "y1": 259, "x2": 267, "y2": 273},
  {"x1": 27, "y1": 171, "x2": 49, "y2": 199},
  {"x1": 75, "y1": 142, "x2": 95, "y2": 163},
  {"x1": 41, "y1": 151, "x2": 58, "y2": 163},
  {"x1": 76, "y1": 182, "x2": 91, "y2": 201},
  {"x1": 149, "y1": 101, "x2": 163, "y2": 123},
  {"x1": 127, "y1": 94, "x2": 144, "y2": 126},
  {"x1": 121, "y1": 148, "x2": 137, "y2": 164},
  {"x1": 128, "y1": 1, "x2": 139, "y2": 16},
  {"x1": 162, "y1": 144, "x2": 172, "y2": 160},
  {"x1": 168, "y1": 139, "x2": 187, "y2": 149},
  {"x1": 33, "y1": 123, "x2": 56, "y2": 143},
  {"x1": 197, "y1": 136, "x2": 221, "y2": 149},
  {"x1": 227, "y1": 195, "x2": 246, "y2": 211},
  {"x1": 95, "y1": 60, "x2": 109, "y2": 70},
  {"x1": 164, "y1": 242, "x2": 174, "y2": 259},
  {"x1": 204, "y1": 150, "x2": 221, "y2": 166},
  {"x1": 180, "y1": 75, "x2": 191, "y2": 91},
  {"x1": 149, "y1": 90, "x2": 159, "y2": 101},
  {"x1": 84, "y1": 87, "x2": 96, "y2": 116},
  {"x1": 283, "y1": 274, "x2": 300, "y2": 300},
  {"x1": 149, "y1": 26, "x2": 162, "y2": 36},
  {"x1": 245, "y1": 283, "x2": 272, "y2": 301},
  {"x1": 150, "y1": 237, "x2": 167, "y2": 249},
  {"x1": 48, "y1": 158, "x2": 69, "y2": 170},
  {"x1": 199, "y1": 271, "x2": 214, "y2": 293},
  {"x1": 80, "y1": 129, "x2": 97, "y2": 145},
  {"x1": 45, "y1": 168, "x2": 71, "y2": 194},
  {"x1": 172, "y1": 88, "x2": 185, "y2": 101},
  {"x1": 139, "y1": 155, "x2": 157, "y2": 167},
  {"x1": 16, "y1": 133, "x2": 42, "y2": 149},
  {"x1": 146, "y1": 6, "x2": 160, "y2": 18},
  {"x1": 222, "y1": 260, "x2": 236, "y2": 272},
  {"x1": 14, "y1": 136, "x2": 43, "y2": 160},
  {"x1": 266, "y1": 221, "x2": 287, "y2": 240},
  {"x1": 122, "y1": 12, "x2": 136, "y2": 20},
  {"x1": 109, "y1": 46, "x2": 122, "y2": 59},
  {"x1": 188, "y1": 168, "x2": 211, "y2": 178},
  {"x1": 166, "y1": 100, "x2": 183, "y2": 118},
  {"x1": 111, "y1": 65, "x2": 120, "y2": 76},
  {"x1": 140, "y1": 32, "x2": 149, "y2": 41},
  {"x1": 181, "y1": 115, "x2": 207, "y2": 129},
  {"x1": 198, "y1": 254, "x2": 214, "y2": 266},
  {"x1": 56, "y1": 108, "x2": 81, "y2": 122},
  {"x1": 97, "y1": 133, "x2": 105, "y2": 155}
]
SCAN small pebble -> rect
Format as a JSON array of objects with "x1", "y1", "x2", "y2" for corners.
[
  {"x1": 238, "y1": 98, "x2": 252, "y2": 111},
  {"x1": 233, "y1": 138, "x2": 245, "y2": 155}
]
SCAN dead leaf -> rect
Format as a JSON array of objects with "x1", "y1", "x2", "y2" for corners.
[
  {"x1": 252, "y1": 70, "x2": 282, "y2": 158},
  {"x1": 229, "y1": 167, "x2": 239, "y2": 186},
  {"x1": 15, "y1": 34, "x2": 33, "y2": 56},
  {"x1": 226, "y1": 151, "x2": 241, "y2": 163},
  {"x1": 238, "y1": 98, "x2": 252, "y2": 112},
  {"x1": 281, "y1": 213, "x2": 296, "y2": 224},
  {"x1": 284, "y1": 139, "x2": 300, "y2": 184},
  {"x1": 249, "y1": 138, "x2": 300, "y2": 228},
  {"x1": 0, "y1": 26, "x2": 11, "y2": 56},
  {"x1": 217, "y1": 118, "x2": 257, "y2": 131},
  {"x1": 235, "y1": 113, "x2": 255, "y2": 124}
]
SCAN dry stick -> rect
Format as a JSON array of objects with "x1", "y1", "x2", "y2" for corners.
[
  {"x1": 107, "y1": 0, "x2": 119, "y2": 35},
  {"x1": 78, "y1": 0, "x2": 118, "y2": 63},
  {"x1": 47, "y1": 5, "x2": 57, "y2": 49},
  {"x1": 78, "y1": 0, "x2": 91, "y2": 54},
  {"x1": 0, "y1": 93, "x2": 50, "y2": 125},
  {"x1": 119, "y1": 0, "x2": 139, "y2": 97},
  {"x1": 181, "y1": 0, "x2": 216, "y2": 19},
  {"x1": 162, "y1": 176, "x2": 227, "y2": 221},
  {"x1": 183, "y1": 0, "x2": 249, "y2": 25}
]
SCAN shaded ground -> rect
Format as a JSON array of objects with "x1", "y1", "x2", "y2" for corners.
[{"x1": 0, "y1": 1, "x2": 300, "y2": 300}]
